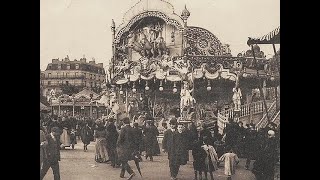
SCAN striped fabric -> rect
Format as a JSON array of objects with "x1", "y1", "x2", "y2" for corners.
[{"x1": 247, "y1": 26, "x2": 280, "y2": 45}]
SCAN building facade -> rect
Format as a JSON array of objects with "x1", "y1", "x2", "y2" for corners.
[{"x1": 41, "y1": 56, "x2": 106, "y2": 97}]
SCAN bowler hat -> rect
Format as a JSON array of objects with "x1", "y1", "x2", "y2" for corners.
[
  {"x1": 51, "y1": 127, "x2": 60, "y2": 133},
  {"x1": 169, "y1": 118, "x2": 177, "y2": 125},
  {"x1": 122, "y1": 117, "x2": 130, "y2": 124}
]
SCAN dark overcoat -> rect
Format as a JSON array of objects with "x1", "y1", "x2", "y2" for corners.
[
  {"x1": 44, "y1": 134, "x2": 61, "y2": 163},
  {"x1": 143, "y1": 125, "x2": 160, "y2": 155},
  {"x1": 162, "y1": 129, "x2": 188, "y2": 165},
  {"x1": 116, "y1": 124, "x2": 136, "y2": 162}
]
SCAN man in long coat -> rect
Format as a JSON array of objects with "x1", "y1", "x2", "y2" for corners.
[
  {"x1": 40, "y1": 127, "x2": 61, "y2": 180},
  {"x1": 117, "y1": 117, "x2": 136, "y2": 180},
  {"x1": 162, "y1": 119, "x2": 188, "y2": 180}
]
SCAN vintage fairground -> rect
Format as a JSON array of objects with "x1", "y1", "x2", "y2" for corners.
[{"x1": 99, "y1": 0, "x2": 279, "y2": 130}]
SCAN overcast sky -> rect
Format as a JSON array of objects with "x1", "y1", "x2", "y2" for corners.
[{"x1": 40, "y1": 0, "x2": 280, "y2": 71}]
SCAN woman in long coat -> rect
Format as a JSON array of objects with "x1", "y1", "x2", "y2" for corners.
[
  {"x1": 94, "y1": 120, "x2": 108, "y2": 163},
  {"x1": 106, "y1": 119, "x2": 119, "y2": 167},
  {"x1": 143, "y1": 121, "x2": 160, "y2": 160},
  {"x1": 60, "y1": 117, "x2": 71, "y2": 149},
  {"x1": 81, "y1": 121, "x2": 93, "y2": 152}
]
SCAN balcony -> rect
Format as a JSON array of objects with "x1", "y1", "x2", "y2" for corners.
[{"x1": 42, "y1": 75, "x2": 86, "y2": 79}]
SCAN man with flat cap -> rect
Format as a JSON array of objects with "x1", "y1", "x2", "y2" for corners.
[
  {"x1": 40, "y1": 127, "x2": 61, "y2": 180},
  {"x1": 162, "y1": 118, "x2": 188, "y2": 180}
]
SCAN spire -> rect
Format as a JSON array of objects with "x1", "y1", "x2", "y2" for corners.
[{"x1": 181, "y1": 5, "x2": 190, "y2": 21}]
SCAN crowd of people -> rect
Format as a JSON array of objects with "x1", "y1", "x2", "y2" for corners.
[{"x1": 40, "y1": 113, "x2": 279, "y2": 180}]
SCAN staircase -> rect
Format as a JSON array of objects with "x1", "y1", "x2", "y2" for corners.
[
  {"x1": 256, "y1": 100, "x2": 280, "y2": 130},
  {"x1": 217, "y1": 100, "x2": 273, "y2": 134}
]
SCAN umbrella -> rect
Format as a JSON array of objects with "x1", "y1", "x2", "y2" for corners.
[{"x1": 132, "y1": 151, "x2": 143, "y2": 177}]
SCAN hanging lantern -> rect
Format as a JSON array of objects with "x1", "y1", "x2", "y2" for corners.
[
  {"x1": 207, "y1": 81, "x2": 211, "y2": 91},
  {"x1": 145, "y1": 81, "x2": 149, "y2": 91},
  {"x1": 132, "y1": 82, "x2": 136, "y2": 93},
  {"x1": 173, "y1": 82, "x2": 177, "y2": 93},
  {"x1": 270, "y1": 76, "x2": 275, "y2": 81},
  {"x1": 159, "y1": 80, "x2": 163, "y2": 91},
  {"x1": 119, "y1": 85, "x2": 123, "y2": 95}
]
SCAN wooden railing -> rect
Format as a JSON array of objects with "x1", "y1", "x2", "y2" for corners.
[{"x1": 217, "y1": 100, "x2": 265, "y2": 134}]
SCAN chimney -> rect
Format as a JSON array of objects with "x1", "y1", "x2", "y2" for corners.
[
  {"x1": 89, "y1": 60, "x2": 95, "y2": 64},
  {"x1": 52, "y1": 59, "x2": 59, "y2": 63},
  {"x1": 80, "y1": 58, "x2": 86, "y2": 63}
]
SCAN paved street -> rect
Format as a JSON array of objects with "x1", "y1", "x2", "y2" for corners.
[{"x1": 42, "y1": 141, "x2": 277, "y2": 180}]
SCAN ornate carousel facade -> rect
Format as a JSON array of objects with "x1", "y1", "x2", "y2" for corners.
[{"x1": 105, "y1": 0, "x2": 279, "y2": 124}]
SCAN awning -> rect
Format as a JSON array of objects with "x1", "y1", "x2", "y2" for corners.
[{"x1": 247, "y1": 26, "x2": 280, "y2": 46}]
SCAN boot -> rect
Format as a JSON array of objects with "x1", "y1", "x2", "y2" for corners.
[
  {"x1": 120, "y1": 170, "x2": 125, "y2": 178},
  {"x1": 194, "y1": 170, "x2": 198, "y2": 180},
  {"x1": 127, "y1": 172, "x2": 135, "y2": 180},
  {"x1": 209, "y1": 172, "x2": 214, "y2": 180}
]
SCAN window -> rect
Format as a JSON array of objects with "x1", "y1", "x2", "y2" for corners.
[
  {"x1": 58, "y1": 64, "x2": 61, "y2": 70},
  {"x1": 84, "y1": 81, "x2": 86, "y2": 86},
  {"x1": 48, "y1": 73, "x2": 51, "y2": 78},
  {"x1": 66, "y1": 81, "x2": 69, "y2": 85},
  {"x1": 66, "y1": 73, "x2": 68, "y2": 77},
  {"x1": 67, "y1": 64, "x2": 70, "y2": 70},
  {"x1": 56, "y1": 73, "x2": 59, "y2": 78},
  {"x1": 75, "y1": 64, "x2": 79, "y2": 69},
  {"x1": 57, "y1": 81, "x2": 60, "y2": 85},
  {"x1": 90, "y1": 82, "x2": 93, "y2": 87},
  {"x1": 75, "y1": 72, "x2": 78, "y2": 77},
  {"x1": 48, "y1": 81, "x2": 51, "y2": 85},
  {"x1": 84, "y1": 73, "x2": 86, "y2": 78}
]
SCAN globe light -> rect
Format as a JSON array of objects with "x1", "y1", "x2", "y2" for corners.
[
  {"x1": 270, "y1": 76, "x2": 275, "y2": 81},
  {"x1": 159, "y1": 86, "x2": 164, "y2": 91},
  {"x1": 139, "y1": 97, "x2": 143, "y2": 101},
  {"x1": 173, "y1": 87, "x2": 177, "y2": 93},
  {"x1": 119, "y1": 90, "x2": 124, "y2": 95},
  {"x1": 145, "y1": 86, "x2": 150, "y2": 91},
  {"x1": 132, "y1": 88, "x2": 136, "y2": 93},
  {"x1": 242, "y1": 73, "x2": 248, "y2": 78},
  {"x1": 207, "y1": 86, "x2": 211, "y2": 91}
]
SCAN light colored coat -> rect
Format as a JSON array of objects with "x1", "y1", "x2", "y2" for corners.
[{"x1": 219, "y1": 152, "x2": 239, "y2": 176}]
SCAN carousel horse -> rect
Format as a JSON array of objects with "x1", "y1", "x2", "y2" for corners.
[
  {"x1": 156, "y1": 37, "x2": 167, "y2": 57},
  {"x1": 127, "y1": 32, "x2": 143, "y2": 53},
  {"x1": 138, "y1": 32, "x2": 153, "y2": 58}
]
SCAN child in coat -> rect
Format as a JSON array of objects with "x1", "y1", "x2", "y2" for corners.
[{"x1": 192, "y1": 136, "x2": 218, "y2": 180}]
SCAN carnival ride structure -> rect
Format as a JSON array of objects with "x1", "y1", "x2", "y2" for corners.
[{"x1": 101, "y1": 0, "x2": 279, "y2": 124}]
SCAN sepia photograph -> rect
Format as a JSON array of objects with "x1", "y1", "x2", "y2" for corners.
[{"x1": 40, "y1": 0, "x2": 280, "y2": 179}]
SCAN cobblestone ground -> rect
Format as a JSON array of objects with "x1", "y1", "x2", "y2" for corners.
[{"x1": 42, "y1": 141, "x2": 279, "y2": 180}]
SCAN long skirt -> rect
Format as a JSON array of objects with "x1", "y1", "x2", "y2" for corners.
[
  {"x1": 95, "y1": 138, "x2": 108, "y2": 162},
  {"x1": 60, "y1": 129, "x2": 71, "y2": 147}
]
